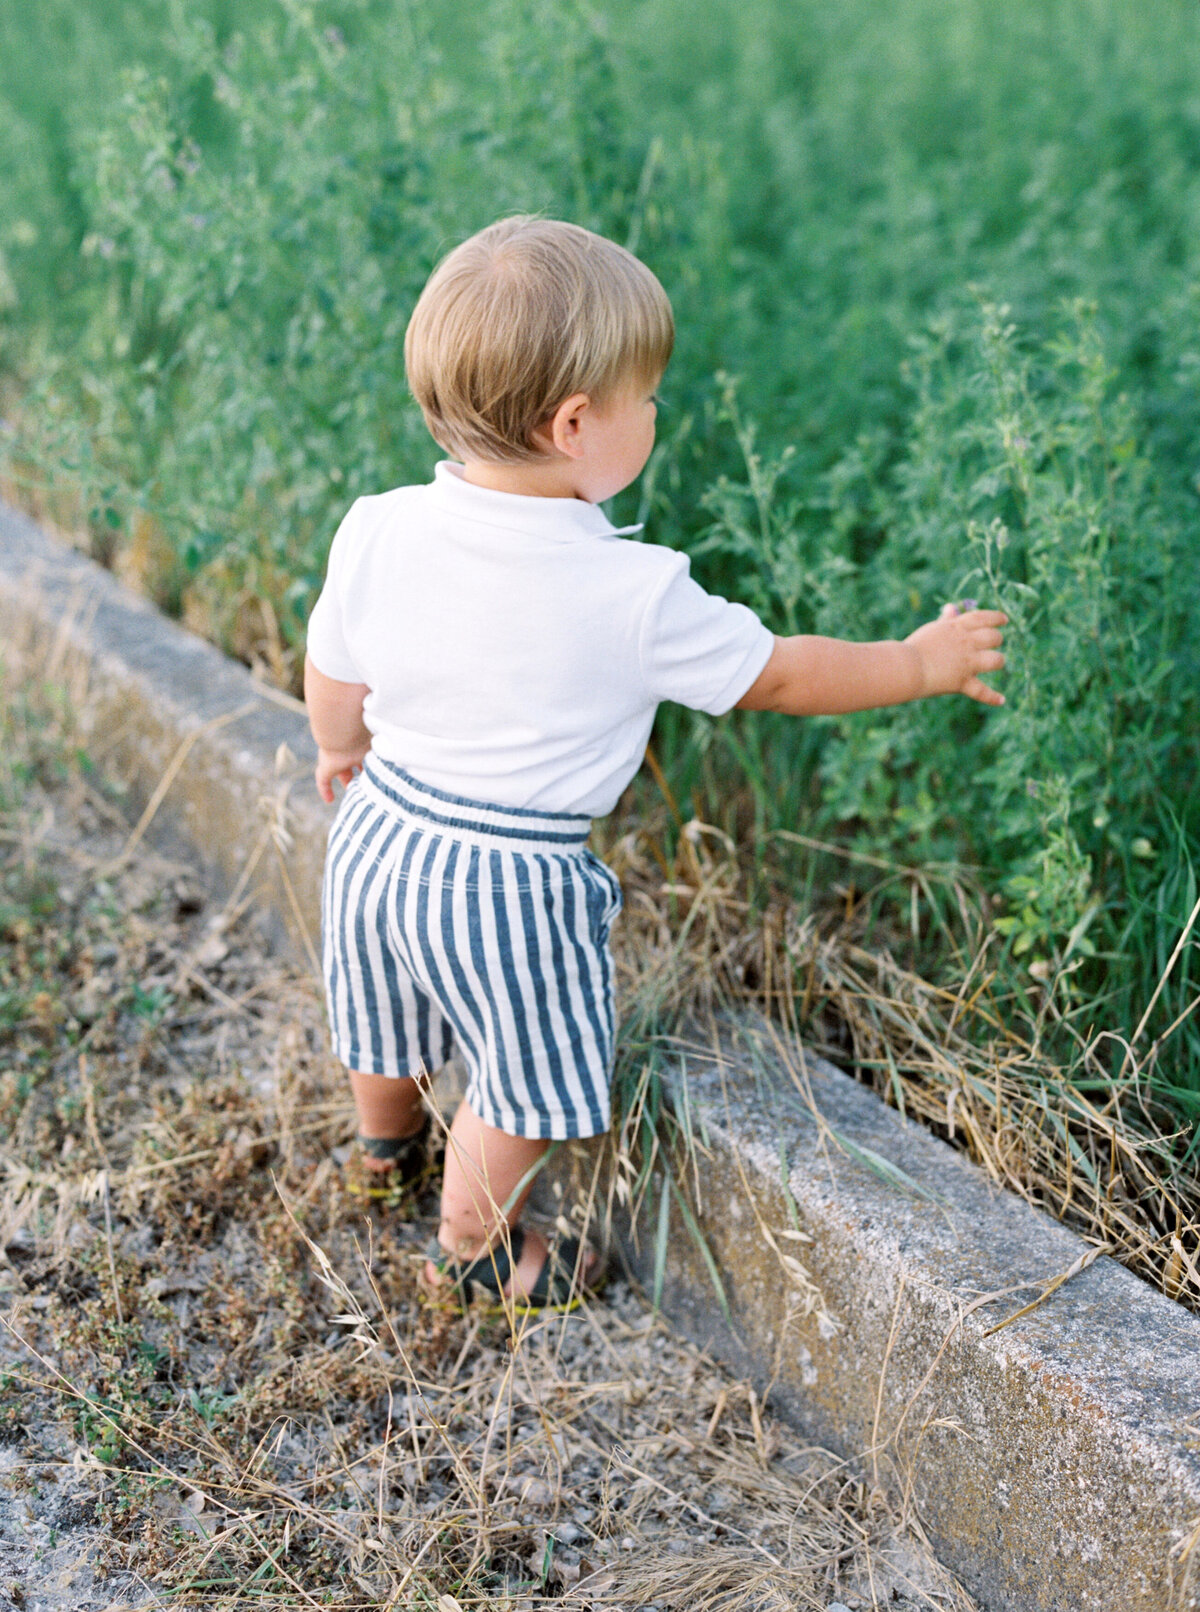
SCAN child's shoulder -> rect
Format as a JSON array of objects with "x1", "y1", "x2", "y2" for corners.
[
  {"x1": 341, "y1": 481, "x2": 429, "y2": 522},
  {"x1": 608, "y1": 533, "x2": 693, "y2": 584},
  {"x1": 329, "y1": 481, "x2": 430, "y2": 545}
]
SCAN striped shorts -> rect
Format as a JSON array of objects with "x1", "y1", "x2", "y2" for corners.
[{"x1": 321, "y1": 754, "x2": 623, "y2": 1140}]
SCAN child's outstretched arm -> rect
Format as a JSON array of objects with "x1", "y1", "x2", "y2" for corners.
[
  {"x1": 304, "y1": 655, "x2": 372, "y2": 802},
  {"x1": 736, "y1": 606, "x2": 1007, "y2": 715}
]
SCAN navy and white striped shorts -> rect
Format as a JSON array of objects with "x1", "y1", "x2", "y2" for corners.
[{"x1": 321, "y1": 754, "x2": 623, "y2": 1140}]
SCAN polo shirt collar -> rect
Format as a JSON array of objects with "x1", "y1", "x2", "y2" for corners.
[{"x1": 429, "y1": 460, "x2": 644, "y2": 540}]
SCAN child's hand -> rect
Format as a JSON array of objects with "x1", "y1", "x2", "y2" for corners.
[
  {"x1": 316, "y1": 744, "x2": 370, "y2": 803},
  {"x1": 904, "y1": 603, "x2": 1008, "y2": 706}
]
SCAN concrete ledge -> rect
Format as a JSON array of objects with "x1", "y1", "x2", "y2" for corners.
[
  {"x1": 576, "y1": 1023, "x2": 1200, "y2": 1611},
  {"x1": 3, "y1": 503, "x2": 1200, "y2": 1612}
]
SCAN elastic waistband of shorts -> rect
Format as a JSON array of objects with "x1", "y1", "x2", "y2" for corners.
[{"x1": 359, "y1": 754, "x2": 593, "y2": 850}]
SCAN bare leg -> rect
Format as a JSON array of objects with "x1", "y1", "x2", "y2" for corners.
[
  {"x1": 427, "y1": 1100, "x2": 597, "y2": 1299},
  {"x1": 349, "y1": 1069, "x2": 426, "y2": 1174}
]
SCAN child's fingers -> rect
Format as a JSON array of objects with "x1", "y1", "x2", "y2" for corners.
[
  {"x1": 938, "y1": 604, "x2": 1007, "y2": 631},
  {"x1": 971, "y1": 627, "x2": 1005, "y2": 649},
  {"x1": 962, "y1": 675, "x2": 1006, "y2": 707}
]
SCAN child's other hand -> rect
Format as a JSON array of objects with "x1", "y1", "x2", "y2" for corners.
[
  {"x1": 316, "y1": 745, "x2": 370, "y2": 803},
  {"x1": 905, "y1": 603, "x2": 1008, "y2": 706}
]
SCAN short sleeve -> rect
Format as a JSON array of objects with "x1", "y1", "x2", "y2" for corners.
[
  {"x1": 640, "y1": 556, "x2": 775, "y2": 715},
  {"x1": 305, "y1": 502, "x2": 366, "y2": 684}
]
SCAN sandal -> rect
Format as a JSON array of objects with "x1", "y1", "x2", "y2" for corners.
[
  {"x1": 346, "y1": 1117, "x2": 431, "y2": 1200},
  {"x1": 420, "y1": 1227, "x2": 602, "y2": 1315}
]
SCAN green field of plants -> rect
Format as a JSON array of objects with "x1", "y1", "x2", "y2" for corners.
[{"x1": 2, "y1": 0, "x2": 1198, "y2": 1130}]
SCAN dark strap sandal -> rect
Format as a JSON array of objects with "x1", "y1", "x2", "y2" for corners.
[
  {"x1": 422, "y1": 1228, "x2": 601, "y2": 1315},
  {"x1": 347, "y1": 1117, "x2": 431, "y2": 1200}
]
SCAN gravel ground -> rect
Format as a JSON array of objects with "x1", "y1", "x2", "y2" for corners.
[{"x1": 0, "y1": 664, "x2": 978, "y2": 1611}]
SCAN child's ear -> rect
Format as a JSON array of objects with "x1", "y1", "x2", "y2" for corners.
[{"x1": 538, "y1": 392, "x2": 591, "y2": 459}]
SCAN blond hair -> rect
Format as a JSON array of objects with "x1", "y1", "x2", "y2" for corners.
[{"x1": 404, "y1": 216, "x2": 674, "y2": 464}]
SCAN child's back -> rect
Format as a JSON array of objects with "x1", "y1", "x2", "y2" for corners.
[{"x1": 307, "y1": 462, "x2": 770, "y2": 815}]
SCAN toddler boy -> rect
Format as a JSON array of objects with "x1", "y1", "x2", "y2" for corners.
[{"x1": 304, "y1": 216, "x2": 1006, "y2": 1310}]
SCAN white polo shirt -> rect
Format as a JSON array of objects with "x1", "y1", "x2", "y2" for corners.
[{"x1": 306, "y1": 462, "x2": 775, "y2": 817}]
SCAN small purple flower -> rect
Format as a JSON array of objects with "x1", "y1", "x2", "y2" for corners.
[{"x1": 958, "y1": 597, "x2": 978, "y2": 613}]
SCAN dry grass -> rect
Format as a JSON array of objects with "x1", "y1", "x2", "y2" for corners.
[
  {"x1": 601, "y1": 809, "x2": 1200, "y2": 1313},
  {"x1": 0, "y1": 641, "x2": 977, "y2": 1609}
]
